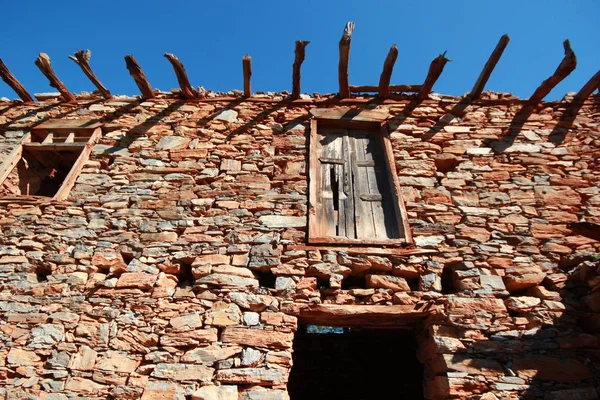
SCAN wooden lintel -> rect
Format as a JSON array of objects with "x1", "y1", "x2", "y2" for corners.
[
  {"x1": 469, "y1": 34, "x2": 510, "y2": 100},
  {"x1": 124, "y1": 55, "x2": 154, "y2": 99},
  {"x1": 34, "y1": 53, "x2": 76, "y2": 103},
  {"x1": 418, "y1": 52, "x2": 450, "y2": 100},
  {"x1": 338, "y1": 21, "x2": 355, "y2": 99},
  {"x1": 350, "y1": 84, "x2": 422, "y2": 93},
  {"x1": 310, "y1": 107, "x2": 389, "y2": 122},
  {"x1": 572, "y1": 68, "x2": 600, "y2": 104},
  {"x1": 378, "y1": 44, "x2": 399, "y2": 99},
  {"x1": 242, "y1": 56, "x2": 252, "y2": 97},
  {"x1": 567, "y1": 222, "x2": 600, "y2": 241},
  {"x1": 292, "y1": 40, "x2": 310, "y2": 100},
  {"x1": 529, "y1": 39, "x2": 577, "y2": 103},
  {"x1": 287, "y1": 244, "x2": 436, "y2": 256},
  {"x1": 281, "y1": 303, "x2": 435, "y2": 327},
  {"x1": 69, "y1": 50, "x2": 112, "y2": 99},
  {"x1": 23, "y1": 143, "x2": 87, "y2": 151},
  {"x1": 164, "y1": 53, "x2": 197, "y2": 100},
  {"x1": 0, "y1": 58, "x2": 34, "y2": 102}
]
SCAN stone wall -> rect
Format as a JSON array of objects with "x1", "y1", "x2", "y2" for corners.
[{"x1": 0, "y1": 91, "x2": 598, "y2": 399}]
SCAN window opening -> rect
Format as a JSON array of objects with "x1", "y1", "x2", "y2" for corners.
[
  {"x1": 0, "y1": 120, "x2": 102, "y2": 200},
  {"x1": 308, "y1": 118, "x2": 411, "y2": 246}
]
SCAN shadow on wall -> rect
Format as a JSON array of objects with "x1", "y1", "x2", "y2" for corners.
[{"x1": 429, "y1": 248, "x2": 600, "y2": 399}]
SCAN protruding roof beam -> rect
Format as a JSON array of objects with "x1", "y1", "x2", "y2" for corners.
[
  {"x1": 350, "y1": 84, "x2": 422, "y2": 93},
  {"x1": 35, "y1": 53, "x2": 76, "y2": 102},
  {"x1": 0, "y1": 58, "x2": 34, "y2": 102},
  {"x1": 378, "y1": 44, "x2": 399, "y2": 99},
  {"x1": 124, "y1": 55, "x2": 154, "y2": 99},
  {"x1": 164, "y1": 53, "x2": 197, "y2": 100},
  {"x1": 418, "y1": 52, "x2": 450, "y2": 100},
  {"x1": 469, "y1": 34, "x2": 510, "y2": 100},
  {"x1": 338, "y1": 22, "x2": 355, "y2": 99},
  {"x1": 572, "y1": 68, "x2": 600, "y2": 104},
  {"x1": 242, "y1": 56, "x2": 252, "y2": 97},
  {"x1": 69, "y1": 50, "x2": 112, "y2": 99},
  {"x1": 292, "y1": 40, "x2": 310, "y2": 100},
  {"x1": 529, "y1": 39, "x2": 577, "y2": 103}
]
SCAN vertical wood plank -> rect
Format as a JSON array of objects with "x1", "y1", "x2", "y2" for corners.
[
  {"x1": 308, "y1": 119, "x2": 320, "y2": 242},
  {"x1": 341, "y1": 134, "x2": 356, "y2": 239},
  {"x1": 350, "y1": 134, "x2": 376, "y2": 240}
]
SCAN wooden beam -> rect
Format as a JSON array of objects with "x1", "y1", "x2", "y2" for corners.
[
  {"x1": 0, "y1": 133, "x2": 31, "y2": 186},
  {"x1": 124, "y1": 55, "x2": 154, "y2": 99},
  {"x1": 0, "y1": 58, "x2": 34, "y2": 102},
  {"x1": 69, "y1": 50, "x2": 112, "y2": 99},
  {"x1": 469, "y1": 34, "x2": 510, "y2": 100},
  {"x1": 418, "y1": 52, "x2": 450, "y2": 100},
  {"x1": 378, "y1": 44, "x2": 399, "y2": 99},
  {"x1": 164, "y1": 53, "x2": 197, "y2": 100},
  {"x1": 529, "y1": 39, "x2": 577, "y2": 103},
  {"x1": 34, "y1": 53, "x2": 76, "y2": 103},
  {"x1": 54, "y1": 127, "x2": 102, "y2": 201},
  {"x1": 350, "y1": 84, "x2": 422, "y2": 93},
  {"x1": 242, "y1": 56, "x2": 252, "y2": 97},
  {"x1": 292, "y1": 40, "x2": 310, "y2": 100},
  {"x1": 572, "y1": 68, "x2": 600, "y2": 103},
  {"x1": 23, "y1": 143, "x2": 87, "y2": 151},
  {"x1": 338, "y1": 21, "x2": 355, "y2": 99}
]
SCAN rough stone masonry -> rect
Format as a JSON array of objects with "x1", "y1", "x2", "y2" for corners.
[{"x1": 0, "y1": 88, "x2": 599, "y2": 399}]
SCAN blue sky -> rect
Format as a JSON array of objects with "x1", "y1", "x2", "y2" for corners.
[{"x1": 1, "y1": 0, "x2": 598, "y2": 100}]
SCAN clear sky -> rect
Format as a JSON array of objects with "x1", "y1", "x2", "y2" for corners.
[{"x1": 1, "y1": 0, "x2": 598, "y2": 101}]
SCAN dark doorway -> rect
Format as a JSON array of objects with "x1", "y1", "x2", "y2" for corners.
[{"x1": 288, "y1": 325, "x2": 424, "y2": 400}]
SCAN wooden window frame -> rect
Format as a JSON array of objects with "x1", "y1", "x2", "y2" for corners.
[
  {"x1": 0, "y1": 119, "x2": 102, "y2": 201},
  {"x1": 308, "y1": 114, "x2": 412, "y2": 246}
]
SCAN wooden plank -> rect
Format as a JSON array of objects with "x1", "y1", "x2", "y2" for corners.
[
  {"x1": 350, "y1": 84, "x2": 422, "y2": 93},
  {"x1": 164, "y1": 53, "x2": 197, "y2": 100},
  {"x1": 34, "y1": 53, "x2": 76, "y2": 103},
  {"x1": 381, "y1": 124, "x2": 412, "y2": 243},
  {"x1": 341, "y1": 134, "x2": 355, "y2": 239},
  {"x1": 572, "y1": 69, "x2": 600, "y2": 103},
  {"x1": 69, "y1": 49, "x2": 112, "y2": 99},
  {"x1": 288, "y1": 244, "x2": 437, "y2": 256},
  {"x1": 469, "y1": 34, "x2": 510, "y2": 100},
  {"x1": 310, "y1": 107, "x2": 389, "y2": 122},
  {"x1": 321, "y1": 132, "x2": 337, "y2": 237},
  {"x1": 23, "y1": 143, "x2": 87, "y2": 151},
  {"x1": 319, "y1": 157, "x2": 345, "y2": 164},
  {"x1": 378, "y1": 44, "x2": 399, "y2": 99},
  {"x1": 338, "y1": 22, "x2": 355, "y2": 99},
  {"x1": 124, "y1": 55, "x2": 154, "y2": 99},
  {"x1": 53, "y1": 127, "x2": 102, "y2": 201},
  {"x1": 0, "y1": 133, "x2": 31, "y2": 187},
  {"x1": 308, "y1": 119, "x2": 320, "y2": 242},
  {"x1": 292, "y1": 40, "x2": 310, "y2": 100},
  {"x1": 350, "y1": 134, "x2": 376, "y2": 240},
  {"x1": 65, "y1": 132, "x2": 75, "y2": 143},
  {"x1": 33, "y1": 119, "x2": 102, "y2": 132},
  {"x1": 42, "y1": 133, "x2": 53, "y2": 144},
  {"x1": 0, "y1": 58, "x2": 35, "y2": 102},
  {"x1": 418, "y1": 52, "x2": 450, "y2": 100},
  {"x1": 529, "y1": 39, "x2": 577, "y2": 103},
  {"x1": 242, "y1": 56, "x2": 252, "y2": 97}
]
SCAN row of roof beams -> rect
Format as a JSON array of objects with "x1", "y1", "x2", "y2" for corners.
[{"x1": 0, "y1": 22, "x2": 599, "y2": 105}]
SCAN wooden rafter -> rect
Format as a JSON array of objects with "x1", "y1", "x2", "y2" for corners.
[
  {"x1": 338, "y1": 22, "x2": 355, "y2": 99},
  {"x1": 572, "y1": 68, "x2": 600, "y2": 103},
  {"x1": 378, "y1": 45, "x2": 399, "y2": 99},
  {"x1": 529, "y1": 39, "x2": 577, "y2": 103},
  {"x1": 292, "y1": 40, "x2": 310, "y2": 100},
  {"x1": 164, "y1": 53, "x2": 197, "y2": 100},
  {"x1": 350, "y1": 84, "x2": 422, "y2": 93},
  {"x1": 242, "y1": 56, "x2": 252, "y2": 97},
  {"x1": 0, "y1": 133, "x2": 31, "y2": 186},
  {"x1": 0, "y1": 58, "x2": 34, "y2": 102},
  {"x1": 124, "y1": 55, "x2": 154, "y2": 99},
  {"x1": 34, "y1": 53, "x2": 76, "y2": 103},
  {"x1": 469, "y1": 34, "x2": 510, "y2": 100},
  {"x1": 69, "y1": 50, "x2": 112, "y2": 99},
  {"x1": 418, "y1": 52, "x2": 450, "y2": 100}
]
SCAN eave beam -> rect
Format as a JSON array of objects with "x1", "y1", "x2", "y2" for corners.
[
  {"x1": 572, "y1": 69, "x2": 600, "y2": 104},
  {"x1": 242, "y1": 56, "x2": 252, "y2": 97},
  {"x1": 35, "y1": 53, "x2": 76, "y2": 103},
  {"x1": 469, "y1": 34, "x2": 510, "y2": 100},
  {"x1": 378, "y1": 44, "x2": 399, "y2": 99},
  {"x1": 124, "y1": 55, "x2": 154, "y2": 99},
  {"x1": 69, "y1": 50, "x2": 112, "y2": 99},
  {"x1": 529, "y1": 39, "x2": 577, "y2": 103},
  {"x1": 338, "y1": 22, "x2": 355, "y2": 99},
  {"x1": 418, "y1": 52, "x2": 450, "y2": 100},
  {"x1": 0, "y1": 58, "x2": 34, "y2": 102},
  {"x1": 292, "y1": 40, "x2": 309, "y2": 100},
  {"x1": 164, "y1": 53, "x2": 197, "y2": 100}
]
